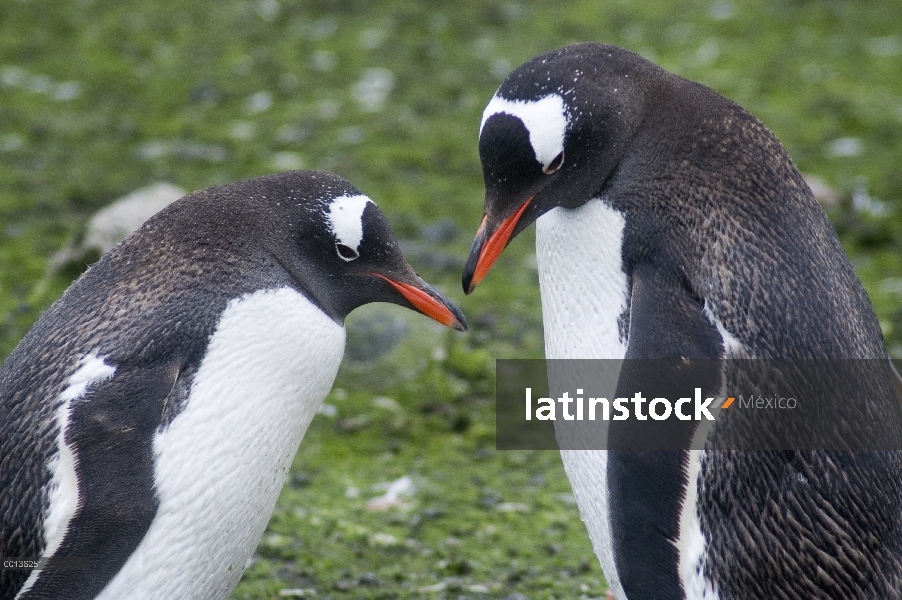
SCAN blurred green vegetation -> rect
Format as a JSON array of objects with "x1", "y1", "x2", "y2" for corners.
[{"x1": 2, "y1": 0, "x2": 901, "y2": 598}]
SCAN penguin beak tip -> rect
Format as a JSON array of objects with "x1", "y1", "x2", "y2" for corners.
[
  {"x1": 444, "y1": 299, "x2": 469, "y2": 333},
  {"x1": 461, "y1": 196, "x2": 533, "y2": 296},
  {"x1": 371, "y1": 273, "x2": 468, "y2": 332},
  {"x1": 462, "y1": 273, "x2": 477, "y2": 295}
]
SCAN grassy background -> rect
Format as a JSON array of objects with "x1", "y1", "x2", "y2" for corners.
[{"x1": 2, "y1": 0, "x2": 902, "y2": 598}]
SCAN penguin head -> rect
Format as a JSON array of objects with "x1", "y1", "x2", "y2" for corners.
[
  {"x1": 463, "y1": 43, "x2": 653, "y2": 293},
  {"x1": 277, "y1": 171, "x2": 467, "y2": 331},
  {"x1": 161, "y1": 170, "x2": 467, "y2": 331}
]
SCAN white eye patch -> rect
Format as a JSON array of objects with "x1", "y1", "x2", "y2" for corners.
[
  {"x1": 480, "y1": 93, "x2": 568, "y2": 171},
  {"x1": 325, "y1": 194, "x2": 372, "y2": 257}
]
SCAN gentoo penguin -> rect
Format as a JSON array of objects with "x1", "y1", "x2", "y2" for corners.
[
  {"x1": 463, "y1": 43, "x2": 902, "y2": 599},
  {"x1": 0, "y1": 170, "x2": 466, "y2": 600}
]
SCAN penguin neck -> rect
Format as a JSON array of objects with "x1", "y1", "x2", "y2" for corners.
[{"x1": 535, "y1": 198, "x2": 629, "y2": 360}]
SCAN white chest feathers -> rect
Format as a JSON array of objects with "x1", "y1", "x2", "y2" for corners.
[
  {"x1": 535, "y1": 198, "x2": 629, "y2": 360},
  {"x1": 96, "y1": 287, "x2": 345, "y2": 600},
  {"x1": 535, "y1": 199, "x2": 631, "y2": 600}
]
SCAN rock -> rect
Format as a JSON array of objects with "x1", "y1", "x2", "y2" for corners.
[
  {"x1": 345, "y1": 308, "x2": 409, "y2": 362},
  {"x1": 50, "y1": 182, "x2": 185, "y2": 273},
  {"x1": 803, "y1": 174, "x2": 840, "y2": 209},
  {"x1": 366, "y1": 475, "x2": 415, "y2": 511},
  {"x1": 277, "y1": 589, "x2": 316, "y2": 597}
]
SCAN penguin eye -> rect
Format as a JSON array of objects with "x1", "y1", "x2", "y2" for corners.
[
  {"x1": 543, "y1": 151, "x2": 564, "y2": 174},
  {"x1": 335, "y1": 243, "x2": 359, "y2": 261}
]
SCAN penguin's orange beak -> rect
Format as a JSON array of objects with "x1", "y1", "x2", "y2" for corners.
[
  {"x1": 371, "y1": 273, "x2": 468, "y2": 332},
  {"x1": 462, "y1": 196, "x2": 533, "y2": 294}
]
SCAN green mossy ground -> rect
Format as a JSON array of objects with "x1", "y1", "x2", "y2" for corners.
[{"x1": 2, "y1": 1, "x2": 901, "y2": 598}]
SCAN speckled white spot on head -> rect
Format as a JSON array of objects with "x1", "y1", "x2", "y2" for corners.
[
  {"x1": 325, "y1": 194, "x2": 372, "y2": 256},
  {"x1": 480, "y1": 94, "x2": 568, "y2": 171}
]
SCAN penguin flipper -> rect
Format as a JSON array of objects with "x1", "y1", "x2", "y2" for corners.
[
  {"x1": 19, "y1": 361, "x2": 179, "y2": 600},
  {"x1": 622, "y1": 262, "x2": 723, "y2": 361},
  {"x1": 607, "y1": 263, "x2": 723, "y2": 600}
]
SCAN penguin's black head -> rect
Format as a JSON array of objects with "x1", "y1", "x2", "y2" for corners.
[
  {"x1": 173, "y1": 170, "x2": 467, "y2": 331},
  {"x1": 463, "y1": 43, "x2": 658, "y2": 293}
]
